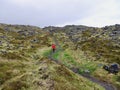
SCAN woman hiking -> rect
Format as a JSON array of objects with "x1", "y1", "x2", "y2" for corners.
[{"x1": 52, "y1": 44, "x2": 56, "y2": 53}]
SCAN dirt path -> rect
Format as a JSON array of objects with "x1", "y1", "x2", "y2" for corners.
[
  {"x1": 49, "y1": 31, "x2": 117, "y2": 90},
  {"x1": 48, "y1": 53, "x2": 116, "y2": 90},
  {"x1": 81, "y1": 74, "x2": 116, "y2": 90}
]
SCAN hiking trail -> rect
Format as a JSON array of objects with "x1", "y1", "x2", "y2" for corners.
[{"x1": 48, "y1": 31, "x2": 117, "y2": 90}]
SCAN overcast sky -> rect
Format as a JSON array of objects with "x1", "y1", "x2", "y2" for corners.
[{"x1": 0, "y1": 0, "x2": 120, "y2": 27}]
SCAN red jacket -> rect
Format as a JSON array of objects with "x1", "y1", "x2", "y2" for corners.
[{"x1": 52, "y1": 44, "x2": 56, "y2": 49}]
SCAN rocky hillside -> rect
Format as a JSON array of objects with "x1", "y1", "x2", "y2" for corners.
[
  {"x1": 43, "y1": 24, "x2": 120, "y2": 89},
  {"x1": 0, "y1": 23, "x2": 51, "y2": 58},
  {"x1": 44, "y1": 24, "x2": 120, "y2": 64},
  {"x1": 0, "y1": 23, "x2": 106, "y2": 90}
]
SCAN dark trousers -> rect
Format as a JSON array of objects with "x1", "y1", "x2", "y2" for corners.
[{"x1": 53, "y1": 49, "x2": 55, "y2": 53}]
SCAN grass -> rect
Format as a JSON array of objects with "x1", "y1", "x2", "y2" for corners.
[
  {"x1": 54, "y1": 49, "x2": 98, "y2": 74},
  {"x1": 53, "y1": 50, "x2": 61, "y2": 60},
  {"x1": 51, "y1": 31, "x2": 120, "y2": 89},
  {"x1": 0, "y1": 23, "x2": 118, "y2": 90},
  {"x1": 0, "y1": 43, "x2": 104, "y2": 90},
  {"x1": 48, "y1": 59, "x2": 105, "y2": 90},
  {"x1": 43, "y1": 47, "x2": 98, "y2": 75},
  {"x1": 78, "y1": 36, "x2": 120, "y2": 64},
  {"x1": 41, "y1": 47, "x2": 105, "y2": 90},
  {"x1": 43, "y1": 49, "x2": 52, "y2": 57},
  {"x1": 2, "y1": 79, "x2": 29, "y2": 90},
  {"x1": 1, "y1": 58, "x2": 104, "y2": 90},
  {"x1": 0, "y1": 60, "x2": 27, "y2": 85}
]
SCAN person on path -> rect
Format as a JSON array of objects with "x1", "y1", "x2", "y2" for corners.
[{"x1": 52, "y1": 44, "x2": 56, "y2": 53}]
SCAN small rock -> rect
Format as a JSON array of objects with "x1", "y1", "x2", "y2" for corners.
[
  {"x1": 37, "y1": 81, "x2": 44, "y2": 86},
  {"x1": 70, "y1": 67, "x2": 79, "y2": 73},
  {"x1": 41, "y1": 74, "x2": 49, "y2": 79},
  {"x1": 84, "y1": 69, "x2": 90, "y2": 73}
]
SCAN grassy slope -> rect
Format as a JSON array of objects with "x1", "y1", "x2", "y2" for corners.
[
  {"x1": 49, "y1": 26, "x2": 120, "y2": 64},
  {"x1": 0, "y1": 47, "x2": 104, "y2": 90},
  {"x1": 0, "y1": 24, "x2": 104, "y2": 90},
  {"x1": 52, "y1": 31, "x2": 120, "y2": 89}
]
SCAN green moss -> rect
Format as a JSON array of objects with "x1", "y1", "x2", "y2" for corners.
[
  {"x1": 52, "y1": 63, "x2": 104, "y2": 90},
  {"x1": 0, "y1": 61, "x2": 26, "y2": 85},
  {"x1": 1, "y1": 52, "x2": 23, "y2": 60},
  {"x1": 2, "y1": 80, "x2": 29, "y2": 90},
  {"x1": 43, "y1": 49, "x2": 51, "y2": 57}
]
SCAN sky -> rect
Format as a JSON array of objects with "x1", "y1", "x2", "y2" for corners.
[{"x1": 0, "y1": 0, "x2": 120, "y2": 27}]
